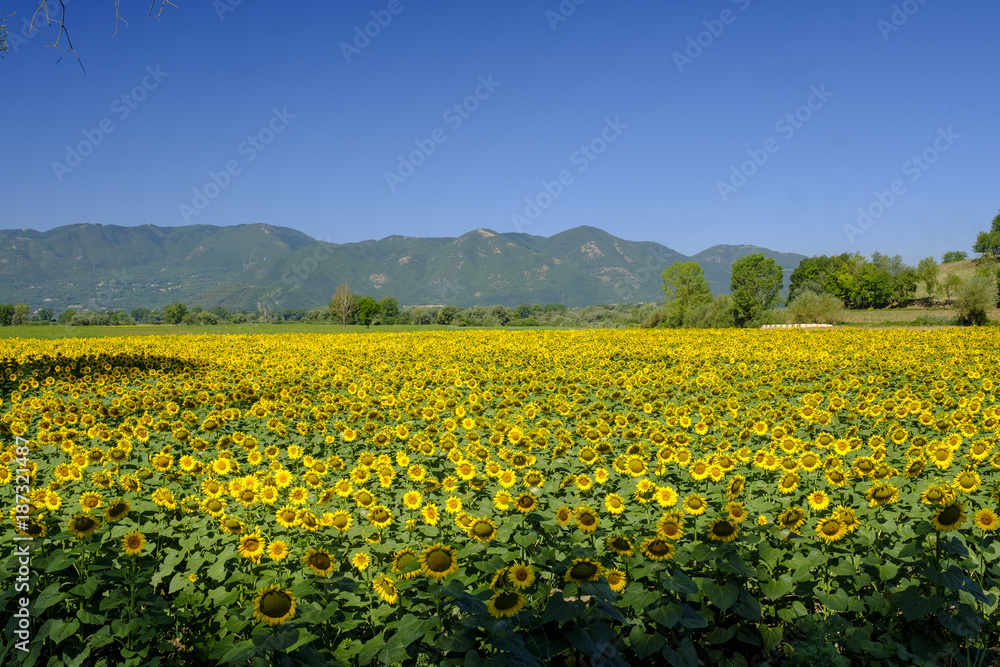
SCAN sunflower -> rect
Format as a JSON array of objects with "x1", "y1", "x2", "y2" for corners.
[
  {"x1": 68, "y1": 513, "x2": 101, "y2": 538},
  {"x1": 807, "y1": 490, "x2": 830, "y2": 512},
  {"x1": 220, "y1": 516, "x2": 244, "y2": 535},
  {"x1": 815, "y1": 516, "x2": 847, "y2": 543},
  {"x1": 421, "y1": 504, "x2": 440, "y2": 526},
  {"x1": 682, "y1": 494, "x2": 708, "y2": 516},
  {"x1": 352, "y1": 552, "x2": 371, "y2": 572},
  {"x1": 487, "y1": 590, "x2": 526, "y2": 618},
  {"x1": 444, "y1": 496, "x2": 463, "y2": 514},
  {"x1": 564, "y1": 557, "x2": 603, "y2": 582},
  {"x1": 469, "y1": 517, "x2": 498, "y2": 542},
  {"x1": 974, "y1": 508, "x2": 999, "y2": 532},
  {"x1": 776, "y1": 507, "x2": 807, "y2": 534},
  {"x1": 832, "y1": 505, "x2": 860, "y2": 533},
  {"x1": 275, "y1": 505, "x2": 300, "y2": 529},
  {"x1": 304, "y1": 548, "x2": 336, "y2": 577},
  {"x1": 606, "y1": 535, "x2": 634, "y2": 556},
  {"x1": 575, "y1": 506, "x2": 600, "y2": 533},
  {"x1": 372, "y1": 576, "x2": 399, "y2": 604},
  {"x1": 493, "y1": 491, "x2": 513, "y2": 511},
  {"x1": 706, "y1": 517, "x2": 740, "y2": 543},
  {"x1": 604, "y1": 493, "x2": 627, "y2": 515},
  {"x1": 656, "y1": 511, "x2": 684, "y2": 540},
  {"x1": 655, "y1": 485, "x2": 679, "y2": 507},
  {"x1": 79, "y1": 492, "x2": 103, "y2": 511},
  {"x1": 640, "y1": 537, "x2": 676, "y2": 561},
  {"x1": 777, "y1": 472, "x2": 800, "y2": 495},
  {"x1": 403, "y1": 491, "x2": 423, "y2": 510},
  {"x1": 865, "y1": 482, "x2": 899, "y2": 508},
  {"x1": 954, "y1": 468, "x2": 982, "y2": 494},
  {"x1": 920, "y1": 484, "x2": 956, "y2": 506},
  {"x1": 514, "y1": 493, "x2": 539, "y2": 514},
  {"x1": 354, "y1": 490, "x2": 375, "y2": 508},
  {"x1": 723, "y1": 501, "x2": 748, "y2": 524},
  {"x1": 420, "y1": 543, "x2": 459, "y2": 581},
  {"x1": 121, "y1": 530, "x2": 147, "y2": 556},
  {"x1": 931, "y1": 503, "x2": 966, "y2": 532},
  {"x1": 367, "y1": 505, "x2": 393, "y2": 529},
  {"x1": 104, "y1": 498, "x2": 130, "y2": 523},
  {"x1": 267, "y1": 540, "x2": 290, "y2": 562},
  {"x1": 507, "y1": 562, "x2": 535, "y2": 589},
  {"x1": 605, "y1": 568, "x2": 627, "y2": 593},
  {"x1": 239, "y1": 532, "x2": 267, "y2": 563},
  {"x1": 152, "y1": 488, "x2": 177, "y2": 510},
  {"x1": 392, "y1": 549, "x2": 420, "y2": 580},
  {"x1": 253, "y1": 585, "x2": 296, "y2": 626}
]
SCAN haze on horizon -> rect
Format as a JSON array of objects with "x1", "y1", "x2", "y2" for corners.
[{"x1": 2, "y1": 0, "x2": 998, "y2": 266}]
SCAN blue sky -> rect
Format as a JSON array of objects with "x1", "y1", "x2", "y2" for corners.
[{"x1": 2, "y1": 0, "x2": 998, "y2": 263}]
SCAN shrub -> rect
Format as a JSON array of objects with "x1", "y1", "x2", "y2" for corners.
[
  {"x1": 786, "y1": 292, "x2": 844, "y2": 324},
  {"x1": 955, "y1": 275, "x2": 997, "y2": 326},
  {"x1": 684, "y1": 295, "x2": 736, "y2": 329}
]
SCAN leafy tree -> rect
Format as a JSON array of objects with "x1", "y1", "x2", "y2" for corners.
[
  {"x1": 941, "y1": 251, "x2": 967, "y2": 264},
  {"x1": 489, "y1": 305, "x2": 512, "y2": 326},
  {"x1": 955, "y1": 275, "x2": 997, "y2": 326},
  {"x1": 787, "y1": 292, "x2": 843, "y2": 324},
  {"x1": 356, "y1": 296, "x2": 382, "y2": 328},
  {"x1": 916, "y1": 257, "x2": 939, "y2": 301},
  {"x1": 684, "y1": 295, "x2": 736, "y2": 329},
  {"x1": 131, "y1": 308, "x2": 152, "y2": 322},
  {"x1": 58, "y1": 309, "x2": 75, "y2": 324},
  {"x1": 379, "y1": 297, "x2": 400, "y2": 320},
  {"x1": 942, "y1": 274, "x2": 963, "y2": 304},
  {"x1": 786, "y1": 254, "x2": 854, "y2": 305},
  {"x1": 12, "y1": 304, "x2": 29, "y2": 325},
  {"x1": 328, "y1": 283, "x2": 356, "y2": 330},
  {"x1": 163, "y1": 302, "x2": 187, "y2": 324},
  {"x1": 730, "y1": 254, "x2": 783, "y2": 327},
  {"x1": 436, "y1": 305, "x2": 460, "y2": 325},
  {"x1": 410, "y1": 307, "x2": 432, "y2": 325},
  {"x1": 660, "y1": 262, "x2": 713, "y2": 328},
  {"x1": 0, "y1": 304, "x2": 13, "y2": 326},
  {"x1": 972, "y1": 210, "x2": 1000, "y2": 259},
  {"x1": 35, "y1": 308, "x2": 54, "y2": 322}
]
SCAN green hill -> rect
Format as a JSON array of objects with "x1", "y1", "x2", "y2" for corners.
[{"x1": 0, "y1": 223, "x2": 805, "y2": 311}]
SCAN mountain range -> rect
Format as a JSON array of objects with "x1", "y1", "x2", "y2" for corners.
[{"x1": 0, "y1": 223, "x2": 805, "y2": 312}]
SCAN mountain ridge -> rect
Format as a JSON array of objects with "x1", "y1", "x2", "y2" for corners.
[{"x1": 0, "y1": 223, "x2": 805, "y2": 311}]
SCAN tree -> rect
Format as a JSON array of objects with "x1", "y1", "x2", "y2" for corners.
[
  {"x1": 942, "y1": 274, "x2": 963, "y2": 304},
  {"x1": 730, "y1": 254, "x2": 783, "y2": 327},
  {"x1": 35, "y1": 308, "x2": 54, "y2": 322},
  {"x1": 163, "y1": 302, "x2": 187, "y2": 324},
  {"x1": 942, "y1": 251, "x2": 967, "y2": 264},
  {"x1": 328, "y1": 284, "x2": 356, "y2": 329},
  {"x1": 410, "y1": 307, "x2": 432, "y2": 325},
  {"x1": 12, "y1": 304, "x2": 29, "y2": 325},
  {"x1": 379, "y1": 297, "x2": 400, "y2": 320},
  {"x1": 916, "y1": 257, "x2": 939, "y2": 302},
  {"x1": 355, "y1": 296, "x2": 382, "y2": 328},
  {"x1": 436, "y1": 305, "x2": 460, "y2": 325},
  {"x1": 489, "y1": 305, "x2": 512, "y2": 326},
  {"x1": 787, "y1": 292, "x2": 843, "y2": 324},
  {"x1": 660, "y1": 262, "x2": 713, "y2": 328},
  {"x1": 0, "y1": 304, "x2": 13, "y2": 326},
  {"x1": 972, "y1": 210, "x2": 1000, "y2": 259},
  {"x1": 58, "y1": 308, "x2": 75, "y2": 324},
  {"x1": 955, "y1": 275, "x2": 997, "y2": 326}
]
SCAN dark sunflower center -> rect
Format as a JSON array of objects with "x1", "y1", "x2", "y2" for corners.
[
  {"x1": 939, "y1": 505, "x2": 961, "y2": 525},
  {"x1": 260, "y1": 590, "x2": 292, "y2": 618},
  {"x1": 611, "y1": 537, "x2": 630, "y2": 551},
  {"x1": 609, "y1": 498, "x2": 622, "y2": 508},
  {"x1": 802, "y1": 455, "x2": 818, "y2": 467},
  {"x1": 958, "y1": 474, "x2": 975, "y2": 489},
  {"x1": 821, "y1": 521, "x2": 841, "y2": 536},
  {"x1": 712, "y1": 520, "x2": 736, "y2": 537},
  {"x1": 647, "y1": 540, "x2": 669, "y2": 556},
  {"x1": 358, "y1": 492, "x2": 373, "y2": 505},
  {"x1": 494, "y1": 591, "x2": 521, "y2": 610},
  {"x1": 579, "y1": 513, "x2": 596, "y2": 526},
  {"x1": 425, "y1": 549, "x2": 453, "y2": 572},
  {"x1": 628, "y1": 460, "x2": 644, "y2": 473},
  {"x1": 76, "y1": 517, "x2": 97, "y2": 531},
  {"x1": 208, "y1": 500, "x2": 224, "y2": 512},
  {"x1": 472, "y1": 522, "x2": 494, "y2": 537},
  {"x1": 396, "y1": 553, "x2": 415, "y2": 570},
  {"x1": 127, "y1": 536, "x2": 142, "y2": 549},
  {"x1": 518, "y1": 496, "x2": 534, "y2": 508},
  {"x1": 372, "y1": 510, "x2": 389, "y2": 523},
  {"x1": 244, "y1": 538, "x2": 260, "y2": 552},
  {"x1": 224, "y1": 518, "x2": 241, "y2": 531},
  {"x1": 570, "y1": 561, "x2": 598, "y2": 579},
  {"x1": 662, "y1": 523, "x2": 679, "y2": 535},
  {"x1": 874, "y1": 488, "x2": 893, "y2": 500},
  {"x1": 310, "y1": 553, "x2": 331, "y2": 570},
  {"x1": 333, "y1": 515, "x2": 349, "y2": 528}
]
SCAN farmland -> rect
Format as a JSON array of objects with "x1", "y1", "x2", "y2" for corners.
[{"x1": 2, "y1": 330, "x2": 999, "y2": 666}]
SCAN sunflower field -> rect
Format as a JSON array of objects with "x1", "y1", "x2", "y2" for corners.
[{"x1": 2, "y1": 329, "x2": 1000, "y2": 666}]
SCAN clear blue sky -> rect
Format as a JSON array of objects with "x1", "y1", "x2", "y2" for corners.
[{"x1": 2, "y1": 0, "x2": 998, "y2": 263}]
